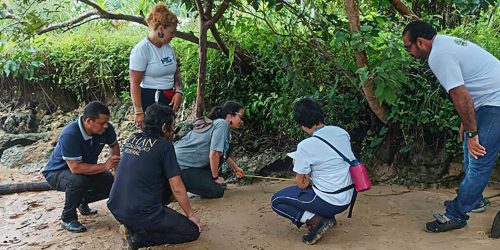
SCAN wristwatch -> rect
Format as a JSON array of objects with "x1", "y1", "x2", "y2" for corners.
[
  {"x1": 175, "y1": 89, "x2": 183, "y2": 95},
  {"x1": 465, "y1": 130, "x2": 478, "y2": 138}
]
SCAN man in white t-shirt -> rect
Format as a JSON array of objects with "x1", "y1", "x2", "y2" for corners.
[
  {"x1": 271, "y1": 98, "x2": 355, "y2": 245},
  {"x1": 402, "y1": 20, "x2": 500, "y2": 233}
]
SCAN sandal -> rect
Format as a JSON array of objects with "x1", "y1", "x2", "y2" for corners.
[{"x1": 425, "y1": 213, "x2": 467, "y2": 233}]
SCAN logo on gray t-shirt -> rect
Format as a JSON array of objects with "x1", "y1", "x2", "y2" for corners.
[
  {"x1": 454, "y1": 38, "x2": 468, "y2": 46},
  {"x1": 161, "y1": 57, "x2": 173, "y2": 66}
]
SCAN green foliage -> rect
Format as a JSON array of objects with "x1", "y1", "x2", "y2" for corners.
[
  {"x1": 1, "y1": 22, "x2": 146, "y2": 102},
  {"x1": 0, "y1": 42, "x2": 44, "y2": 79},
  {"x1": 1, "y1": 0, "x2": 498, "y2": 161}
]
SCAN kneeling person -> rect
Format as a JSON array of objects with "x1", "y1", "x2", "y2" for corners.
[
  {"x1": 43, "y1": 101, "x2": 121, "y2": 233},
  {"x1": 174, "y1": 101, "x2": 245, "y2": 198},
  {"x1": 108, "y1": 103, "x2": 202, "y2": 249}
]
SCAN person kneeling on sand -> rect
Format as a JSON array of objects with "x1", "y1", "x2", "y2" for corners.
[
  {"x1": 174, "y1": 101, "x2": 245, "y2": 198},
  {"x1": 107, "y1": 103, "x2": 202, "y2": 249},
  {"x1": 271, "y1": 98, "x2": 355, "y2": 245}
]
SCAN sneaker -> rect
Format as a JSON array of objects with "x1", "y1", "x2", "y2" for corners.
[
  {"x1": 61, "y1": 220, "x2": 87, "y2": 233},
  {"x1": 187, "y1": 192, "x2": 201, "y2": 199},
  {"x1": 119, "y1": 225, "x2": 139, "y2": 250},
  {"x1": 425, "y1": 213, "x2": 467, "y2": 233},
  {"x1": 490, "y1": 210, "x2": 500, "y2": 239},
  {"x1": 302, "y1": 215, "x2": 336, "y2": 245},
  {"x1": 443, "y1": 199, "x2": 486, "y2": 213},
  {"x1": 78, "y1": 203, "x2": 98, "y2": 215}
]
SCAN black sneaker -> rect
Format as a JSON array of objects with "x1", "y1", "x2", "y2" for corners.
[
  {"x1": 425, "y1": 214, "x2": 466, "y2": 233},
  {"x1": 302, "y1": 215, "x2": 336, "y2": 245},
  {"x1": 120, "y1": 225, "x2": 140, "y2": 250},
  {"x1": 61, "y1": 220, "x2": 87, "y2": 233},
  {"x1": 490, "y1": 210, "x2": 500, "y2": 239},
  {"x1": 78, "y1": 203, "x2": 98, "y2": 216}
]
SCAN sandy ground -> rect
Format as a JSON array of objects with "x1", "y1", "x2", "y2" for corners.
[{"x1": 1, "y1": 168, "x2": 499, "y2": 250}]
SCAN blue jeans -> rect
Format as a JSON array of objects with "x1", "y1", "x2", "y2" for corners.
[
  {"x1": 445, "y1": 106, "x2": 500, "y2": 221},
  {"x1": 271, "y1": 185, "x2": 349, "y2": 227}
]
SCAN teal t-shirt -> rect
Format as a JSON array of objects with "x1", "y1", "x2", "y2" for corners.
[{"x1": 174, "y1": 119, "x2": 230, "y2": 170}]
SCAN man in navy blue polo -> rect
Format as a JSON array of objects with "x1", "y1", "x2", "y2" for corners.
[{"x1": 43, "y1": 101, "x2": 120, "y2": 233}]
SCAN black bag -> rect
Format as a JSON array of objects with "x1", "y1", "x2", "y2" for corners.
[{"x1": 491, "y1": 210, "x2": 500, "y2": 239}]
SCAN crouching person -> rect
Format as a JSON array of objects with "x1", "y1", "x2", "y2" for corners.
[
  {"x1": 271, "y1": 98, "x2": 355, "y2": 245},
  {"x1": 108, "y1": 103, "x2": 202, "y2": 250},
  {"x1": 43, "y1": 101, "x2": 120, "y2": 233}
]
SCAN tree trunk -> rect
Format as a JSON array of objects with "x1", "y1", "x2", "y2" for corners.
[
  {"x1": 194, "y1": 0, "x2": 230, "y2": 117},
  {"x1": 196, "y1": 26, "x2": 209, "y2": 117},
  {"x1": 0, "y1": 181, "x2": 53, "y2": 195},
  {"x1": 344, "y1": 0, "x2": 387, "y2": 124}
]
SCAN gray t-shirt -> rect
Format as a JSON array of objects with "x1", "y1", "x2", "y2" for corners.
[
  {"x1": 174, "y1": 119, "x2": 230, "y2": 170},
  {"x1": 429, "y1": 35, "x2": 500, "y2": 109},
  {"x1": 129, "y1": 38, "x2": 177, "y2": 90}
]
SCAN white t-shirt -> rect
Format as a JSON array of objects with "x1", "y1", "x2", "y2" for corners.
[
  {"x1": 290, "y1": 125, "x2": 354, "y2": 206},
  {"x1": 428, "y1": 35, "x2": 500, "y2": 109},
  {"x1": 129, "y1": 38, "x2": 177, "y2": 90}
]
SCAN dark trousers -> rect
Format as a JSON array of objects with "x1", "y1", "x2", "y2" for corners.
[
  {"x1": 180, "y1": 168, "x2": 224, "y2": 198},
  {"x1": 127, "y1": 207, "x2": 200, "y2": 247},
  {"x1": 271, "y1": 185, "x2": 349, "y2": 227},
  {"x1": 44, "y1": 169, "x2": 114, "y2": 222},
  {"x1": 141, "y1": 87, "x2": 172, "y2": 111}
]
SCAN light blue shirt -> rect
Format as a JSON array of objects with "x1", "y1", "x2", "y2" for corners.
[
  {"x1": 429, "y1": 35, "x2": 500, "y2": 109},
  {"x1": 289, "y1": 125, "x2": 354, "y2": 206},
  {"x1": 129, "y1": 38, "x2": 177, "y2": 90},
  {"x1": 174, "y1": 119, "x2": 230, "y2": 170}
]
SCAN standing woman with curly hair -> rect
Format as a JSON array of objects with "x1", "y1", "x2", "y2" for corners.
[{"x1": 130, "y1": 2, "x2": 184, "y2": 129}]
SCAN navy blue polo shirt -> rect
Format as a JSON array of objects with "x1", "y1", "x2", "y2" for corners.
[{"x1": 43, "y1": 116, "x2": 117, "y2": 174}]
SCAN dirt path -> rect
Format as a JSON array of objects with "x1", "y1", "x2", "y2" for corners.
[{"x1": 1, "y1": 169, "x2": 499, "y2": 250}]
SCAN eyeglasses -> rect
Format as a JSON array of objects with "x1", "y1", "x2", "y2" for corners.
[
  {"x1": 235, "y1": 112, "x2": 245, "y2": 120},
  {"x1": 404, "y1": 42, "x2": 414, "y2": 52}
]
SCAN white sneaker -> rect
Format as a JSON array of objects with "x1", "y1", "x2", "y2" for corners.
[{"x1": 187, "y1": 192, "x2": 201, "y2": 199}]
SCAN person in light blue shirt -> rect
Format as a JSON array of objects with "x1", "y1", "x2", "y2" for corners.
[
  {"x1": 403, "y1": 20, "x2": 500, "y2": 233},
  {"x1": 130, "y1": 3, "x2": 184, "y2": 129},
  {"x1": 175, "y1": 101, "x2": 245, "y2": 198}
]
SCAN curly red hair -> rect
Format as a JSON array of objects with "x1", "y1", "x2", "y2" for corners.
[{"x1": 146, "y1": 2, "x2": 178, "y2": 31}]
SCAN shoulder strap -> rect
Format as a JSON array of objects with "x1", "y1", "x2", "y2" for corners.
[
  {"x1": 312, "y1": 135, "x2": 352, "y2": 164},
  {"x1": 312, "y1": 135, "x2": 357, "y2": 218},
  {"x1": 312, "y1": 183, "x2": 354, "y2": 194},
  {"x1": 312, "y1": 183, "x2": 357, "y2": 218}
]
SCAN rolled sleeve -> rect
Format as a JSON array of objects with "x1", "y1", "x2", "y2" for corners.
[{"x1": 210, "y1": 121, "x2": 229, "y2": 153}]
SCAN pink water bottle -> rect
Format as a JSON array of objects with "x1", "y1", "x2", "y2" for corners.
[{"x1": 349, "y1": 160, "x2": 371, "y2": 192}]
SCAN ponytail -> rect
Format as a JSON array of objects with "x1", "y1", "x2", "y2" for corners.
[
  {"x1": 208, "y1": 106, "x2": 224, "y2": 120},
  {"x1": 207, "y1": 101, "x2": 243, "y2": 120}
]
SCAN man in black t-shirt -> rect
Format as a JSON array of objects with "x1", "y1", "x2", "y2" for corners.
[{"x1": 108, "y1": 103, "x2": 202, "y2": 249}]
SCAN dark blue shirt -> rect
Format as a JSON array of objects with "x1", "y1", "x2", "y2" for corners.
[
  {"x1": 43, "y1": 116, "x2": 117, "y2": 174},
  {"x1": 107, "y1": 133, "x2": 181, "y2": 227}
]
